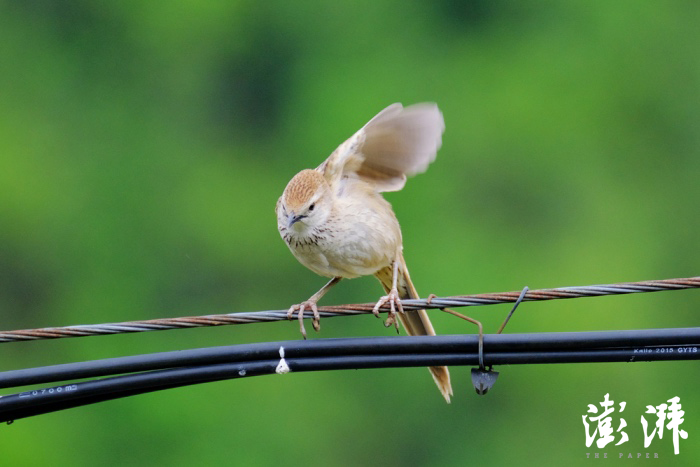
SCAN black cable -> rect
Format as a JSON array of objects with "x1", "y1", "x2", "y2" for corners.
[
  {"x1": 0, "y1": 361, "x2": 275, "y2": 424},
  {"x1": 1, "y1": 328, "x2": 700, "y2": 423},
  {"x1": 2, "y1": 327, "x2": 699, "y2": 390},
  {"x1": 1, "y1": 348, "x2": 698, "y2": 423}
]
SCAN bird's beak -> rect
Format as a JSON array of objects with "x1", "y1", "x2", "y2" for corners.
[{"x1": 287, "y1": 212, "x2": 306, "y2": 229}]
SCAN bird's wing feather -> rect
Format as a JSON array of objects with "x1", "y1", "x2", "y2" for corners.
[{"x1": 319, "y1": 103, "x2": 444, "y2": 192}]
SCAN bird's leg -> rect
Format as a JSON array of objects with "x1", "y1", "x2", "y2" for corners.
[
  {"x1": 373, "y1": 260, "x2": 404, "y2": 331},
  {"x1": 287, "y1": 276, "x2": 342, "y2": 339}
]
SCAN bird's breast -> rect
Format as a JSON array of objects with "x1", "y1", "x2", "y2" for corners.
[{"x1": 282, "y1": 196, "x2": 401, "y2": 279}]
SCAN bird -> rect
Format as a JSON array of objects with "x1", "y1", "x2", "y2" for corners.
[{"x1": 275, "y1": 102, "x2": 452, "y2": 402}]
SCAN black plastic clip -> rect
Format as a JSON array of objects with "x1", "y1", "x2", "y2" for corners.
[
  {"x1": 432, "y1": 286, "x2": 528, "y2": 395},
  {"x1": 471, "y1": 367, "x2": 499, "y2": 395},
  {"x1": 469, "y1": 286, "x2": 529, "y2": 395}
]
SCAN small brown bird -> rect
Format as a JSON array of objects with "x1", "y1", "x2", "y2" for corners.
[{"x1": 276, "y1": 103, "x2": 452, "y2": 402}]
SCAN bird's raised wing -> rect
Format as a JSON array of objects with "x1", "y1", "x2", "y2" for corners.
[{"x1": 318, "y1": 103, "x2": 444, "y2": 192}]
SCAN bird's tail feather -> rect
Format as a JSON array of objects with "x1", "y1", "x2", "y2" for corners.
[{"x1": 374, "y1": 254, "x2": 453, "y2": 403}]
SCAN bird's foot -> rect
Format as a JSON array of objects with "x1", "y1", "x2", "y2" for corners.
[
  {"x1": 372, "y1": 288, "x2": 404, "y2": 333},
  {"x1": 287, "y1": 300, "x2": 321, "y2": 339}
]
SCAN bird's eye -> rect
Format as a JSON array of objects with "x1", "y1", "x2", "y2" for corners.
[{"x1": 308, "y1": 203, "x2": 315, "y2": 212}]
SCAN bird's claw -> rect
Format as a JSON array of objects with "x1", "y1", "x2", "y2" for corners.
[
  {"x1": 287, "y1": 300, "x2": 321, "y2": 339},
  {"x1": 372, "y1": 288, "x2": 404, "y2": 333}
]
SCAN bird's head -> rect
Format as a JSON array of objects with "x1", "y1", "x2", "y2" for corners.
[{"x1": 277, "y1": 169, "x2": 332, "y2": 233}]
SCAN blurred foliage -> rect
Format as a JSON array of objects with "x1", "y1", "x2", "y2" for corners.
[{"x1": 1, "y1": 1, "x2": 699, "y2": 465}]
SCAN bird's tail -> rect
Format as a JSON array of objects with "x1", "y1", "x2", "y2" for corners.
[{"x1": 374, "y1": 254, "x2": 453, "y2": 403}]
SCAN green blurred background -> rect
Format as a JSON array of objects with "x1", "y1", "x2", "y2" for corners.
[{"x1": 1, "y1": 1, "x2": 698, "y2": 465}]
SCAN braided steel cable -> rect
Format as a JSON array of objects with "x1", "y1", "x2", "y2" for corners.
[{"x1": 0, "y1": 277, "x2": 698, "y2": 343}]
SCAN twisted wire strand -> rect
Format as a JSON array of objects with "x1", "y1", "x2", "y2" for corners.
[{"x1": 1, "y1": 277, "x2": 698, "y2": 343}]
